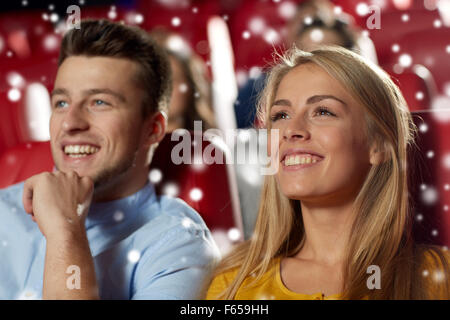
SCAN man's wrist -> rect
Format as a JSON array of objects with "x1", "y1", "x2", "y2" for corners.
[{"x1": 45, "y1": 223, "x2": 88, "y2": 244}]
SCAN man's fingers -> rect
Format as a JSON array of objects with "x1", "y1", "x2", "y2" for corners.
[{"x1": 22, "y1": 178, "x2": 35, "y2": 214}]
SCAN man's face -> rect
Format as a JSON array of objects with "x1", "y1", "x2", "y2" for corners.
[{"x1": 50, "y1": 56, "x2": 151, "y2": 197}]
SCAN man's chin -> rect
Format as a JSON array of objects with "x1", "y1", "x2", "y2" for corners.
[{"x1": 54, "y1": 165, "x2": 98, "y2": 181}]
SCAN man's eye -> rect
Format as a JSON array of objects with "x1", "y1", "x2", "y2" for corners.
[
  {"x1": 94, "y1": 99, "x2": 107, "y2": 106},
  {"x1": 55, "y1": 101, "x2": 68, "y2": 108},
  {"x1": 314, "y1": 106, "x2": 336, "y2": 117},
  {"x1": 270, "y1": 111, "x2": 289, "y2": 122}
]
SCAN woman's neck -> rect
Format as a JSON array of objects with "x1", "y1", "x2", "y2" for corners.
[{"x1": 295, "y1": 199, "x2": 357, "y2": 267}]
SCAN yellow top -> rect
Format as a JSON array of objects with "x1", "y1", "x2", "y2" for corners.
[
  {"x1": 206, "y1": 250, "x2": 449, "y2": 300},
  {"x1": 206, "y1": 257, "x2": 341, "y2": 300}
]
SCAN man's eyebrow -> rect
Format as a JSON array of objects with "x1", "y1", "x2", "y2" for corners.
[
  {"x1": 83, "y1": 88, "x2": 127, "y2": 103},
  {"x1": 51, "y1": 88, "x2": 69, "y2": 98},
  {"x1": 306, "y1": 95, "x2": 347, "y2": 106}
]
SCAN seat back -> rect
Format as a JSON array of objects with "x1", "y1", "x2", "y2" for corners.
[{"x1": 410, "y1": 110, "x2": 450, "y2": 247}]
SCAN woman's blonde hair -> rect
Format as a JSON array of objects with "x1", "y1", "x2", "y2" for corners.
[{"x1": 212, "y1": 46, "x2": 449, "y2": 299}]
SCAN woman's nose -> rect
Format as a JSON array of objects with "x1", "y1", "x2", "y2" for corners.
[{"x1": 283, "y1": 116, "x2": 310, "y2": 141}]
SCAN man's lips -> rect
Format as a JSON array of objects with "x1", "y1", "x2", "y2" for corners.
[{"x1": 60, "y1": 141, "x2": 101, "y2": 161}]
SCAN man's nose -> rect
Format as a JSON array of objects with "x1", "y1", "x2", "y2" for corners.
[{"x1": 61, "y1": 105, "x2": 89, "y2": 133}]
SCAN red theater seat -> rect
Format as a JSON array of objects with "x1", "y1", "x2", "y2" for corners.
[
  {"x1": 410, "y1": 110, "x2": 450, "y2": 247},
  {"x1": 0, "y1": 133, "x2": 244, "y2": 250},
  {"x1": 388, "y1": 70, "x2": 434, "y2": 112},
  {"x1": 0, "y1": 141, "x2": 53, "y2": 188},
  {"x1": 366, "y1": 9, "x2": 441, "y2": 63},
  {"x1": 381, "y1": 28, "x2": 450, "y2": 95}
]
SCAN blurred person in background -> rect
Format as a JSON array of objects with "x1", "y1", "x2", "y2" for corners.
[{"x1": 151, "y1": 29, "x2": 216, "y2": 132}]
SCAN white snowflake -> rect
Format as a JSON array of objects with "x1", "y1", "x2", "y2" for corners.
[
  {"x1": 182, "y1": 217, "x2": 192, "y2": 228},
  {"x1": 113, "y1": 210, "x2": 124, "y2": 222},
  {"x1": 415, "y1": 91, "x2": 424, "y2": 101},
  {"x1": 6, "y1": 72, "x2": 25, "y2": 88},
  {"x1": 7, "y1": 88, "x2": 21, "y2": 102},
  {"x1": 189, "y1": 188, "x2": 203, "y2": 201},
  {"x1": 278, "y1": 2, "x2": 297, "y2": 20},
  {"x1": 419, "y1": 123, "x2": 428, "y2": 133},
  {"x1": 398, "y1": 54, "x2": 412, "y2": 68},
  {"x1": 421, "y1": 186, "x2": 438, "y2": 205},
  {"x1": 149, "y1": 168, "x2": 163, "y2": 184},
  {"x1": 49, "y1": 13, "x2": 59, "y2": 23},
  {"x1": 432, "y1": 270, "x2": 445, "y2": 283},
  {"x1": 442, "y1": 153, "x2": 450, "y2": 170},
  {"x1": 391, "y1": 44, "x2": 400, "y2": 53},
  {"x1": 127, "y1": 249, "x2": 141, "y2": 263},
  {"x1": 356, "y1": 3, "x2": 369, "y2": 16},
  {"x1": 248, "y1": 17, "x2": 265, "y2": 35},
  {"x1": 242, "y1": 31, "x2": 251, "y2": 40},
  {"x1": 171, "y1": 17, "x2": 181, "y2": 27},
  {"x1": 227, "y1": 228, "x2": 241, "y2": 241},
  {"x1": 310, "y1": 28, "x2": 324, "y2": 43},
  {"x1": 163, "y1": 183, "x2": 179, "y2": 197}
]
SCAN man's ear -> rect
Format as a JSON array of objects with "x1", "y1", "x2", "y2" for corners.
[
  {"x1": 369, "y1": 140, "x2": 388, "y2": 165},
  {"x1": 144, "y1": 110, "x2": 167, "y2": 147}
]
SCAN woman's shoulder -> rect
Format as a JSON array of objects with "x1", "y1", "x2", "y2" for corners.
[
  {"x1": 205, "y1": 266, "x2": 241, "y2": 300},
  {"x1": 205, "y1": 257, "x2": 281, "y2": 300}
]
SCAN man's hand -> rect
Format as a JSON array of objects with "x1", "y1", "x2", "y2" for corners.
[
  {"x1": 22, "y1": 171, "x2": 99, "y2": 299},
  {"x1": 22, "y1": 171, "x2": 93, "y2": 240}
]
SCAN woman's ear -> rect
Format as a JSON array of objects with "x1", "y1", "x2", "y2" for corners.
[
  {"x1": 369, "y1": 140, "x2": 387, "y2": 165},
  {"x1": 144, "y1": 110, "x2": 167, "y2": 147}
]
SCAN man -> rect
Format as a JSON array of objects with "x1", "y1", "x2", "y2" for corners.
[{"x1": 0, "y1": 19, "x2": 220, "y2": 299}]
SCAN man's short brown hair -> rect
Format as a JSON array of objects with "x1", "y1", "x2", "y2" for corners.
[{"x1": 58, "y1": 19, "x2": 172, "y2": 117}]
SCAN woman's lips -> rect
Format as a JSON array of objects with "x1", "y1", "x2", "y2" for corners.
[{"x1": 282, "y1": 153, "x2": 324, "y2": 171}]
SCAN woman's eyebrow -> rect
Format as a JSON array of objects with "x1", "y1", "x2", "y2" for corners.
[
  {"x1": 271, "y1": 99, "x2": 291, "y2": 107},
  {"x1": 306, "y1": 95, "x2": 347, "y2": 107}
]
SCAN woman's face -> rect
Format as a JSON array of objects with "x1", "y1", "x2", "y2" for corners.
[{"x1": 269, "y1": 63, "x2": 374, "y2": 206}]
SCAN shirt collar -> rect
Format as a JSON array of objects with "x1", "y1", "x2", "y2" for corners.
[{"x1": 85, "y1": 181, "x2": 156, "y2": 228}]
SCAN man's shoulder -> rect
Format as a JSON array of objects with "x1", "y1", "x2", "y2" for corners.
[
  {"x1": 151, "y1": 194, "x2": 210, "y2": 232},
  {"x1": 0, "y1": 182, "x2": 25, "y2": 214},
  {"x1": 130, "y1": 194, "x2": 220, "y2": 261},
  {"x1": 0, "y1": 182, "x2": 24, "y2": 201}
]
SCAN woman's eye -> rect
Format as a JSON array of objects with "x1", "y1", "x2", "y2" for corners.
[
  {"x1": 270, "y1": 111, "x2": 289, "y2": 122},
  {"x1": 314, "y1": 107, "x2": 336, "y2": 117}
]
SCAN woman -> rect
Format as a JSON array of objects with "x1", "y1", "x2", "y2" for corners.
[{"x1": 206, "y1": 46, "x2": 449, "y2": 300}]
